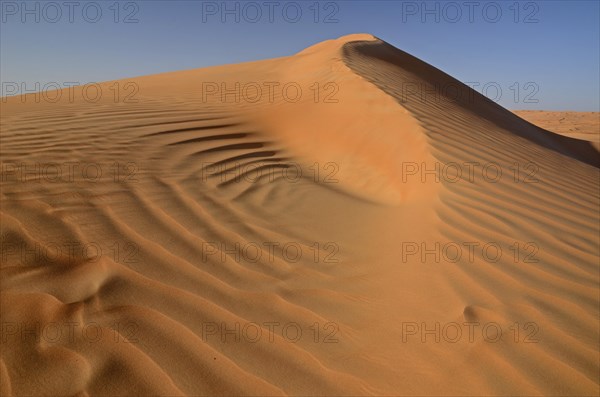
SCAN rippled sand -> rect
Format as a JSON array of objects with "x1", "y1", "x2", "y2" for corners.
[{"x1": 1, "y1": 34, "x2": 598, "y2": 396}]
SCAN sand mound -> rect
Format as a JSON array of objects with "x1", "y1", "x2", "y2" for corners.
[
  {"x1": 514, "y1": 110, "x2": 600, "y2": 151},
  {"x1": 1, "y1": 34, "x2": 598, "y2": 396}
]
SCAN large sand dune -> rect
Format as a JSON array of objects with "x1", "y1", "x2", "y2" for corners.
[{"x1": 1, "y1": 34, "x2": 598, "y2": 396}]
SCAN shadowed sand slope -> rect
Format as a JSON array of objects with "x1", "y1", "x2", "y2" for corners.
[{"x1": 1, "y1": 34, "x2": 598, "y2": 396}]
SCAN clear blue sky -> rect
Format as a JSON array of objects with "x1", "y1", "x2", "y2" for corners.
[{"x1": 1, "y1": 0, "x2": 599, "y2": 110}]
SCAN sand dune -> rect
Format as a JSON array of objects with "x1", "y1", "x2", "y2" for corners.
[
  {"x1": 514, "y1": 110, "x2": 600, "y2": 151},
  {"x1": 1, "y1": 34, "x2": 598, "y2": 396}
]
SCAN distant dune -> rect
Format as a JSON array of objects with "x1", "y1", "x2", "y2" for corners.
[
  {"x1": 1, "y1": 34, "x2": 598, "y2": 396},
  {"x1": 514, "y1": 110, "x2": 600, "y2": 151}
]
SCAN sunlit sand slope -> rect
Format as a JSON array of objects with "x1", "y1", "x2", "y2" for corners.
[{"x1": 1, "y1": 34, "x2": 598, "y2": 396}]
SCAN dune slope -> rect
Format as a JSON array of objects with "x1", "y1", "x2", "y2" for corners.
[{"x1": 1, "y1": 34, "x2": 598, "y2": 396}]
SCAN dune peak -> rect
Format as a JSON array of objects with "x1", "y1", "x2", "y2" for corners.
[{"x1": 296, "y1": 33, "x2": 379, "y2": 56}]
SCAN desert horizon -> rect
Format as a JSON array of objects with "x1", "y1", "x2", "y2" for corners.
[{"x1": 1, "y1": 3, "x2": 599, "y2": 397}]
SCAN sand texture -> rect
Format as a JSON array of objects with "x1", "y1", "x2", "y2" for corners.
[{"x1": 1, "y1": 34, "x2": 598, "y2": 396}]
